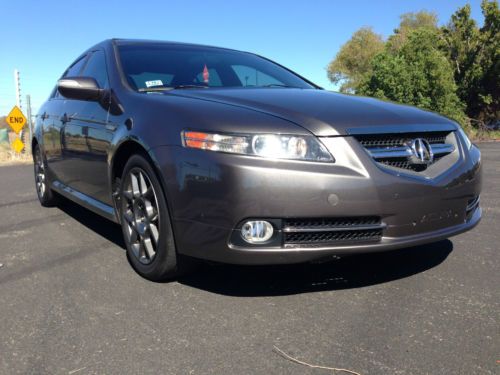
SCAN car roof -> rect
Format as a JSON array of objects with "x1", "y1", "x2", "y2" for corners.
[
  {"x1": 72, "y1": 39, "x2": 247, "y2": 68},
  {"x1": 110, "y1": 38, "x2": 245, "y2": 53}
]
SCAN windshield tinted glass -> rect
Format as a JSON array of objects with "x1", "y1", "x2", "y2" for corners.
[{"x1": 117, "y1": 44, "x2": 315, "y2": 90}]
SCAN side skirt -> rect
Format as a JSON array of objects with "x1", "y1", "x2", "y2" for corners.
[{"x1": 52, "y1": 180, "x2": 119, "y2": 223}]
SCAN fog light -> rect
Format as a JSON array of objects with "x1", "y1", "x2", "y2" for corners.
[{"x1": 241, "y1": 220, "x2": 274, "y2": 243}]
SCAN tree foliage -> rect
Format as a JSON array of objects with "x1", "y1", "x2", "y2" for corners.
[
  {"x1": 442, "y1": 0, "x2": 499, "y2": 123},
  {"x1": 327, "y1": 1, "x2": 500, "y2": 127},
  {"x1": 397, "y1": 10, "x2": 439, "y2": 30},
  {"x1": 326, "y1": 27, "x2": 384, "y2": 93},
  {"x1": 359, "y1": 29, "x2": 465, "y2": 123},
  {"x1": 388, "y1": 11, "x2": 439, "y2": 51}
]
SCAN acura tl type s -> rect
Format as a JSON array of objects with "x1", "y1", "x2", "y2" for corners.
[{"x1": 33, "y1": 39, "x2": 482, "y2": 281}]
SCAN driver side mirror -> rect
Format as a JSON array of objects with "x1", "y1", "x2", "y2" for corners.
[{"x1": 57, "y1": 76, "x2": 104, "y2": 101}]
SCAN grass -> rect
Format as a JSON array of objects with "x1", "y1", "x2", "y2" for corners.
[
  {"x1": 467, "y1": 128, "x2": 500, "y2": 142},
  {"x1": 0, "y1": 142, "x2": 33, "y2": 165}
]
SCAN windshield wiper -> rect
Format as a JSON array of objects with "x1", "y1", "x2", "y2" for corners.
[
  {"x1": 139, "y1": 84, "x2": 297, "y2": 92},
  {"x1": 259, "y1": 84, "x2": 299, "y2": 88},
  {"x1": 138, "y1": 84, "x2": 209, "y2": 92},
  {"x1": 172, "y1": 84, "x2": 209, "y2": 89},
  {"x1": 138, "y1": 87, "x2": 173, "y2": 92}
]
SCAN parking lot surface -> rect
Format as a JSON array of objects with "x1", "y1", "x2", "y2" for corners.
[{"x1": 0, "y1": 143, "x2": 498, "y2": 374}]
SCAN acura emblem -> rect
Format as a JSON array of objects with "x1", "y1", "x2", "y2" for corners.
[{"x1": 410, "y1": 138, "x2": 434, "y2": 164}]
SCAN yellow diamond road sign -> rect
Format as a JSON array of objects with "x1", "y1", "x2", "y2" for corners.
[
  {"x1": 11, "y1": 137, "x2": 24, "y2": 153},
  {"x1": 6, "y1": 106, "x2": 27, "y2": 134}
]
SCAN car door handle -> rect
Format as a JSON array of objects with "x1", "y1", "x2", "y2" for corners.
[
  {"x1": 60, "y1": 113, "x2": 70, "y2": 124},
  {"x1": 105, "y1": 123, "x2": 117, "y2": 131},
  {"x1": 41, "y1": 112, "x2": 48, "y2": 120}
]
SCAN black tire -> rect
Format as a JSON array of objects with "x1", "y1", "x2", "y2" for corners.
[
  {"x1": 33, "y1": 144, "x2": 58, "y2": 207},
  {"x1": 119, "y1": 154, "x2": 193, "y2": 281}
]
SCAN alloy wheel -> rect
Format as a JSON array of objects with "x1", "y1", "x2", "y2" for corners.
[
  {"x1": 122, "y1": 168, "x2": 161, "y2": 265},
  {"x1": 34, "y1": 148, "x2": 46, "y2": 198}
]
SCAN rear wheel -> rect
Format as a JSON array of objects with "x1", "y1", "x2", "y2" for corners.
[
  {"x1": 120, "y1": 154, "x2": 192, "y2": 281},
  {"x1": 33, "y1": 144, "x2": 57, "y2": 207}
]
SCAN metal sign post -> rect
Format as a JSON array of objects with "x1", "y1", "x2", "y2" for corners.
[{"x1": 26, "y1": 95, "x2": 32, "y2": 150}]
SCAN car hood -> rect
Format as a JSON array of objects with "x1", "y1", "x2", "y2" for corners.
[{"x1": 167, "y1": 88, "x2": 456, "y2": 136}]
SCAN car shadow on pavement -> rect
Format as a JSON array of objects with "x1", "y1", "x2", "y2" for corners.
[
  {"x1": 56, "y1": 198, "x2": 125, "y2": 249},
  {"x1": 179, "y1": 240, "x2": 454, "y2": 297},
  {"x1": 55, "y1": 197, "x2": 453, "y2": 297}
]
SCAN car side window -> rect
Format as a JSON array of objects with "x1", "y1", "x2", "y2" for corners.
[
  {"x1": 52, "y1": 56, "x2": 88, "y2": 98},
  {"x1": 64, "y1": 56, "x2": 88, "y2": 78},
  {"x1": 81, "y1": 50, "x2": 109, "y2": 89}
]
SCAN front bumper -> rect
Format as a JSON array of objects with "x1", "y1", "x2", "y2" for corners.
[{"x1": 152, "y1": 134, "x2": 482, "y2": 265}]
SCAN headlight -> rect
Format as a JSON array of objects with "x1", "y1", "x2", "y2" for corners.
[
  {"x1": 182, "y1": 131, "x2": 334, "y2": 162},
  {"x1": 457, "y1": 127, "x2": 472, "y2": 149}
]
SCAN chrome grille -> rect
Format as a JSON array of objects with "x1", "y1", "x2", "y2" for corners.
[
  {"x1": 283, "y1": 217, "x2": 384, "y2": 248},
  {"x1": 357, "y1": 133, "x2": 449, "y2": 148},
  {"x1": 354, "y1": 131, "x2": 454, "y2": 172}
]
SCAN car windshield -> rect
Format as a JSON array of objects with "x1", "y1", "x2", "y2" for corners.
[{"x1": 117, "y1": 43, "x2": 315, "y2": 91}]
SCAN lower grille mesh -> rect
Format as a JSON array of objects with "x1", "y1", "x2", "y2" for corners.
[
  {"x1": 283, "y1": 217, "x2": 383, "y2": 248},
  {"x1": 285, "y1": 217, "x2": 380, "y2": 229},
  {"x1": 284, "y1": 229, "x2": 382, "y2": 245}
]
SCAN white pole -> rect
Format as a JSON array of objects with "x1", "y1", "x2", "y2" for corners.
[
  {"x1": 14, "y1": 69, "x2": 25, "y2": 153},
  {"x1": 14, "y1": 69, "x2": 21, "y2": 109}
]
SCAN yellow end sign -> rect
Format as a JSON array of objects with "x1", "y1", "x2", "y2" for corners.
[
  {"x1": 6, "y1": 106, "x2": 27, "y2": 134},
  {"x1": 11, "y1": 137, "x2": 24, "y2": 153}
]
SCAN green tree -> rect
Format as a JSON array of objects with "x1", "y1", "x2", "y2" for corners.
[
  {"x1": 398, "y1": 10, "x2": 438, "y2": 30},
  {"x1": 326, "y1": 3, "x2": 498, "y2": 129},
  {"x1": 442, "y1": 0, "x2": 499, "y2": 123},
  {"x1": 326, "y1": 27, "x2": 384, "y2": 93},
  {"x1": 387, "y1": 11, "x2": 439, "y2": 51},
  {"x1": 478, "y1": 0, "x2": 500, "y2": 122},
  {"x1": 359, "y1": 28, "x2": 465, "y2": 123}
]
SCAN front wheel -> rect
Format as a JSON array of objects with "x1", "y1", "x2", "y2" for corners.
[{"x1": 120, "y1": 154, "x2": 193, "y2": 281}]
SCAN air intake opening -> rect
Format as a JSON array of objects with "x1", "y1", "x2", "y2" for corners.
[{"x1": 283, "y1": 216, "x2": 384, "y2": 248}]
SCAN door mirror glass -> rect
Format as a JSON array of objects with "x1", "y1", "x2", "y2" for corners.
[{"x1": 57, "y1": 76, "x2": 103, "y2": 101}]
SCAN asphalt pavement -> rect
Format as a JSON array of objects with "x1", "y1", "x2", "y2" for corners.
[{"x1": 0, "y1": 143, "x2": 498, "y2": 375}]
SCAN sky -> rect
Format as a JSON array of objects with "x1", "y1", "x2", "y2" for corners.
[{"x1": 0, "y1": 0, "x2": 486, "y2": 115}]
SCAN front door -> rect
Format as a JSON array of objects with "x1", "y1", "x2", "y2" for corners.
[
  {"x1": 59, "y1": 50, "x2": 115, "y2": 205},
  {"x1": 45, "y1": 55, "x2": 88, "y2": 183}
]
